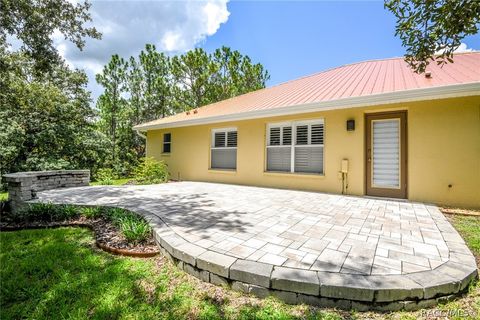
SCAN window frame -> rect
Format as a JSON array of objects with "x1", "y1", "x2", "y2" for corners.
[
  {"x1": 210, "y1": 127, "x2": 237, "y2": 170},
  {"x1": 266, "y1": 119, "x2": 325, "y2": 174},
  {"x1": 162, "y1": 133, "x2": 171, "y2": 154}
]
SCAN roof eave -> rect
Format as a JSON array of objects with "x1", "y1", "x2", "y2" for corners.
[{"x1": 133, "y1": 82, "x2": 480, "y2": 131}]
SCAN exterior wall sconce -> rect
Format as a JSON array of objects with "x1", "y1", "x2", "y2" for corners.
[{"x1": 347, "y1": 119, "x2": 355, "y2": 131}]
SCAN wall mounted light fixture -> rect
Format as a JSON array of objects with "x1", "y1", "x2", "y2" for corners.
[{"x1": 347, "y1": 119, "x2": 355, "y2": 131}]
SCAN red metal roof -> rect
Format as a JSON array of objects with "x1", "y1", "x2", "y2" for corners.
[{"x1": 135, "y1": 52, "x2": 480, "y2": 130}]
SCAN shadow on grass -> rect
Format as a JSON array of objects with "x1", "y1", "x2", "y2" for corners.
[
  {"x1": 0, "y1": 227, "x2": 349, "y2": 320},
  {"x1": 0, "y1": 228, "x2": 206, "y2": 319}
]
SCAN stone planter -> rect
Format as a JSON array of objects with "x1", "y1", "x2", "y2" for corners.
[{"x1": 2, "y1": 170, "x2": 90, "y2": 213}]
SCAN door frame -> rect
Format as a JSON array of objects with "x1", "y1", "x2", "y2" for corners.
[{"x1": 365, "y1": 110, "x2": 408, "y2": 199}]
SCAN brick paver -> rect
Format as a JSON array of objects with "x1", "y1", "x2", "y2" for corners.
[
  {"x1": 36, "y1": 181, "x2": 461, "y2": 276},
  {"x1": 34, "y1": 182, "x2": 478, "y2": 309}
]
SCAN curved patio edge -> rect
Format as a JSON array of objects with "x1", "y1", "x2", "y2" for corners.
[
  {"x1": 29, "y1": 194, "x2": 478, "y2": 311},
  {"x1": 135, "y1": 207, "x2": 478, "y2": 311}
]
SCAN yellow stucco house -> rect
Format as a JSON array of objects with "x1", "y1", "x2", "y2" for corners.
[{"x1": 134, "y1": 53, "x2": 480, "y2": 208}]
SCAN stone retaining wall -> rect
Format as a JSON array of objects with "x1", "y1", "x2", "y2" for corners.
[
  {"x1": 142, "y1": 209, "x2": 478, "y2": 311},
  {"x1": 2, "y1": 170, "x2": 90, "y2": 212}
]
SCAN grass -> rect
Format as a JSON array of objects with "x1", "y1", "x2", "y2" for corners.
[
  {"x1": 0, "y1": 214, "x2": 478, "y2": 319},
  {"x1": 90, "y1": 178, "x2": 132, "y2": 186},
  {"x1": 446, "y1": 214, "x2": 480, "y2": 256},
  {"x1": 0, "y1": 228, "x2": 345, "y2": 320}
]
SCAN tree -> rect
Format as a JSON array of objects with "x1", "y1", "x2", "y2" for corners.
[
  {"x1": 0, "y1": 0, "x2": 101, "y2": 73},
  {"x1": 138, "y1": 44, "x2": 172, "y2": 120},
  {"x1": 385, "y1": 0, "x2": 480, "y2": 73},
  {"x1": 0, "y1": 51, "x2": 109, "y2": 181},
  {"x1": 95, "y1": 45, "x2": 270, "y2": 176},
  {"x1": 96, "y1": 55, "x2": 128, "y2": 166},
  {"x1": 169, "y1": 47, "x2": 270, "y2": 111},
  {"x1": 170, "y1": 48, "x2": 213, "y2": 110},
  {"x1": 0, "y1": 0, "x2": 107, "y2": 184},
  {"x1": 209, "y1": 46, "x2": 269, "y2": 102}
]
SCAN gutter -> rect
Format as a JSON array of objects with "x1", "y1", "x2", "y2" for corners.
[{"x1": 133, "y1": 82, "x2": 480, "y2": 131}]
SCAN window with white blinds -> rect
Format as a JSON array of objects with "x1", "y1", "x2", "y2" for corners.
[
  {"x1": 372, "y1": 119, "x2": 400, "y2": 188},
  {"x1": 211, "y1": 128, "x2": 237, "y2": 170},
  {"x1": 266, "y1": 120, "x2": 324, "y2": 174}
]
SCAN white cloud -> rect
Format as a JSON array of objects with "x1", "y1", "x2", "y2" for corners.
[
  {"x1": 454, "y1": 43, "x2": 474, "y2": 53},
  {"x1": 435, "y1": 42, "x2": 476, "y2": 55},
  {"x1": 161, "y1": 30, "x2": 184, "y2": 52},
  {"x1": 203, "y1": 1, "x2": 230, "y2": 35},
  {"x1": 54, "y1": 0, "x2": 230, "y2": 99}
]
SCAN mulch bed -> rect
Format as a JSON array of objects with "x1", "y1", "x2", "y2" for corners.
[
  {"x1": 0, "y1": 216, "x2": 159, "y2": 258},
  {"x1": 440, "y1": 207, "x2": 480, "y2": 216}
]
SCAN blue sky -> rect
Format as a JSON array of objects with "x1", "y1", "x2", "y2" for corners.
[
  {"x1": 55, "y1": 0, "x2": 480, "y2": 99},
  {"x1": 203, "y1": 1, "x2": 479, "y2": 86}
]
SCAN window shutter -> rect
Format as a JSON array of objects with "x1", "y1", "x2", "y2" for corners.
[
  {"x1": 227, "y1": 131, "x2": 237, "y2": 147},
  {"x1": 211, "y1": 129, "x2": 237, "y2": 170},
  {"x1": 282, "y1": 126, "x2": 292, "y2": 145},
  {"x1": 296, "y1": 125, "x2": 308, "y2": 145},
  {"x1": 214, "y1": 132, "x2": 226, "y2": 147},
  {"x1": 266, "y1": 120, "x2": 324, "y2": 174},
  {"x1": 311, "y1": 124, "x2": 324, "y2": 144},
  {"x1": 269, "y1": 127, "x2": 281, "y2": 145}
]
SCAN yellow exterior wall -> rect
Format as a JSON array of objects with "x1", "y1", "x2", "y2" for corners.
[{"x1": 146, "y1": 96, "x2": 480, "y2": 208}]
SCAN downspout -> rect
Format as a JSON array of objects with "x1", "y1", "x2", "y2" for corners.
[
  {"x1": 135, "y1": 129, "x2": 147, "y2": 140},
  {"x1": 135, "y1": 129, "x2": 147, "y2": 156}
]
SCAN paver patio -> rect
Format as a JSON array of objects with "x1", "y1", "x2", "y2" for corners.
[{"x1": 35, "y1": 181, "x2": 478, "y2": 310}]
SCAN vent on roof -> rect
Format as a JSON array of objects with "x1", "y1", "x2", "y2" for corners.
[
  {"x1": 425, "y1": 71, "x2": 432, "y2": 78},
  {"x1": 193, "y1": 109, "x2": 198, "y2": 114}
]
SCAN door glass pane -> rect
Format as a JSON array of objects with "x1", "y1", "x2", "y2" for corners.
[{"x1": 372, "y1": 119, "x2": 400, "y2": 188}]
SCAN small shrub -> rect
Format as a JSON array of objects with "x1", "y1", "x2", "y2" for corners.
[
  {"x1": 103, "y1": 207, "x2": 152, "y2": 244},
  {"x1": 21, "y1": 202, "x2": 59, "y2": 222},
  {"x1": 61, "y1": 204, "x2": 80, "y2": 220},
  {"x1": 95, "y1": 168, "x2": 117, "y2": 185},
  {"x1": 133, "y1": 157, "x2": 169, "y2": 185},
  {"x1": 0, "y1": 193, "x2": 9, "y2": 215},
  {"x1": 18, "y1": 202, "x2": 79, "y2": 222},
  {"x1": 81, "y1": 206, "x2": 104, "y2": 219},
  {"x1": 118, "y1": 217, "x2": 151, "y2": 244},
  {"x1": 103, "y1": 207, "x2": 126, "y2": 222}
]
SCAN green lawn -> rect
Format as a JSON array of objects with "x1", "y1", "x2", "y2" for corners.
[
  {"x1": 447, "y1": 215, "x2": 480, "y2": 256},
  {"x1": 0, "y1": 215, "x2": 478, "y2": 320},
  {"x1": 90, "y1": 178, "x2": 132, "y2": 186}
]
